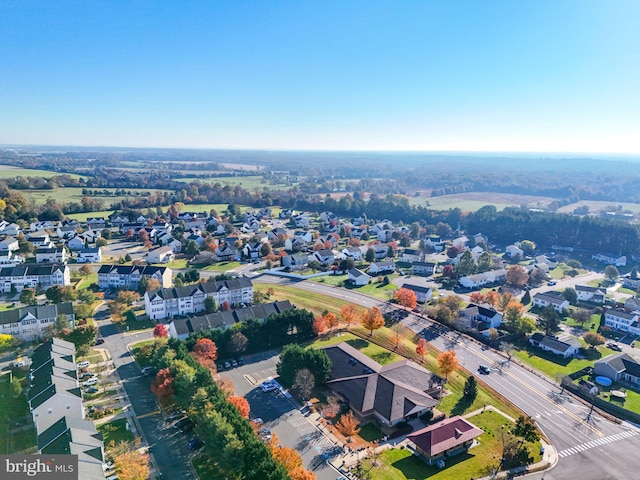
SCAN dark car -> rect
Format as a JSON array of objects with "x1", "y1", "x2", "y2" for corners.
[
  {"x1": 188, "y1": 437, "x2": 204, "y2": 450},
  {"x1": 95, "y1": 337, "x2": 105, "y2": 345},
  {"x1": 173, "y1": 417, "x2": 193, "y2": 430},
  {"x1": 478, "y1": 365, "x2": 491, "y2": 375},
  {"x1": 607, "y1": 343, "x2": 622, "y2": 352}
]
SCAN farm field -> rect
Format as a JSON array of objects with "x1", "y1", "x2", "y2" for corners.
[
  {"x1": 66, "y1": 209, "x2": 115, "y2": 221},
  {"x1": 558, "y1": 200, "x2": 640, "y2": 214},
  {"x1": 0, "y1": 165, "x2": 86, "y2": 180},
  {"x1": 174, "y1": 174, "x2": 297, "y2": 190},
  {"x1": 20, "y1": 187, "x2": 173, "y2": 207},
  {"x1": 410, "y1": 191, "x2": 557, "y2": 212}
]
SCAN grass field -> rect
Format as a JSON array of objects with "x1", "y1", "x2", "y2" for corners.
[
  {"x1": 98, "y1": 418, "x2": 135, "y2": 447},
  {"x1": 0, "y1": 374, "x2": 34, "y2": 454},
  {"x1": 410, "y1": 191, "x2": 556, "y2": 212},
  {"x1": 314, "y1": 273, "x2": 399, "y2": 301},
  {"x1": 174, "y1": 175, "x2": 297, "y2": 191},
  {"x1": 558, "y1": 200, "x2": 640, "y2": 215},
  {"x1": 363, "y1": 410, "x2": 541, "y2": 480},
  {"x1": 255, "y1": 283, "x2": 353, "y2": 317},
  {"x1": 66, "y1": 210, "x2": 115, "y2": 221},
  {"x1": 20, "y1": 187, "x2": 173, "y2": 207},
  {"x1": 201, "y1": 261, "x2": 242, "y2": 272},
  {"x1": 309, "y1": 332, "x2": 401, "y2": 365},
  {"x1": 77, "y1": 273, "x2": 98, "y2": 289},
  {"x1": 0, "y1": 165, "x2": 85, "y2": 180}
]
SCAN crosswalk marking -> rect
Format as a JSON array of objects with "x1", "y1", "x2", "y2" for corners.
[{"x1": 559, "y1": 430, "x2": 639, "y2": 457}]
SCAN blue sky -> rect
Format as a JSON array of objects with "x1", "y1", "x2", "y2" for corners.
[{"x1": 1, "y1": 1, "x2": 639, "y2": 153}]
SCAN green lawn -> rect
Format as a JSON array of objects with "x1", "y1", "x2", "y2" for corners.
[
  {"x1": 175, "y1": 175, "x2": 296, "y2": 191},
  {"x1": 512, "y1": 342, "x2": 605, "y2": 379},
  {"x1": 130, "y1": 340, "x2": 155, "y2": 367},
  {"x1": 201, "y1": 261, "x2": 242, "y2": 272},
  {"x1": 255, "y1": 283, "x2": 353, "y2": 317},
  {"x1": 314, "y1": 273, "x2": 399, "y2": 301},
  {"x1": 20, "y1": 187, "x2": 173, "y2": 207},
  {"x1": 77, "y1": 273, "x2": 98, "y2": 290},
  {"x1": 362, "y1": 410, "x2": 542, "y2": 480},
  {"x1": 98, "y1": 418, "x2": 135, "y2": 447},
  {"x1": 0, "y1": 165, "x2": 86, "y2": 180},
  {"x1": 0, "y1": 374, "x2": 35, "y2": 454},
  {"x1": 66, "y1": 210, "x2": 115, "y2": 221},
  {"x1": 118, "y1": 310, "x2": 155, "y2": 333},
  {"x1": 309, "y1": 332, "x2": 401, "y2": 365},
  {"x1": 162, "y1": 259, "x2": 189, "y2": 269}
]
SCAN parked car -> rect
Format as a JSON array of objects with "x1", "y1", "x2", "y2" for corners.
[
  {"x1": 251, "y1": 417, "x2": 264, "y2": 425},
  {"x1": 95, "y1": 337, "x2": 105, "y2": 345},
  {"x1": 82, "y1": 377, "x2": 99, "y2": 387},
  {"x1": 223, "y1": 361, "x2": 231, "y2": 369},
  {"x1": 260, "y1": 381, "x2": 277, "y2": 392},
  {"x1": 141, "y1": 366, "x2": 157, "y2": 376},
  {"x1": 79, "y1": 372, "x2": 95, "y2": 379},
  {"x1": 85, "y1": 387, "x2": 99, "y2": 394},
  {"x1": 607, "y1": 343, "x2": 622, "y2": 351},
  {"x1": 230, "y1": 360, "x2": 238, "y2": 367},
  {"x1": 77, "y1": 361, "x2": 91, "y2": 369},
  {"x1": 174, "y1": 417, "x2": 194, "y2": 431},
  {"x1": 548, "y1": 280, "x2": 557, "y2": 286},
  {"x1": 478, "y1": 365, "x2": 491, "y2": 375},
  {"x1": 188, "y1": 437, "x2": 204, "y2": 450}
]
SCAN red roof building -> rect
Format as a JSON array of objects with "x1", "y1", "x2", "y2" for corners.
[{"x1": 407, "y1": 415, "x2": 484, "y2": 465}]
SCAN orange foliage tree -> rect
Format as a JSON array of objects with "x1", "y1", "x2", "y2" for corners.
[
  {"x1": 114, "y1": 449, "x2": 149, "y2": 480},
  {"x1": 437, "y1": 350, "x2": 460, "y2": 381},
  {"x1": 360, "y1": 306, "x2": 385, "y2": 335},
  {"x1": 290, "y1": 467, "x2": 317, "y2": 480},
  {"x1": 150, "y1": 368, "x2": 174, "y2": 406},
  {"x1": 416, "y1": 338, "x2": 428, "y2": 363},
  {"x1": 323, "y1": 312, "x2": 339, "y2": 328},
  {"x1": 336, "y1": 411, "x2": 360, "y2": 437},
  {"x1": 394, "y1": 288, "x2": 417, "y2": 309},
  {"x1": 312, "y1": 316, "x2": 326, "y2": 335},
  {"x1": 469, "y1": 292, "x2": 486, "y2": 304},
  {"x1": 484, "y1": 290, "x2": 500, "y2": 307},
  {"x1": 228, "y1": 395, "x2": 250, "y2": 418},
  {"x1": 340, "y1": 304, "x2": 359, "y2": 327},
  {"x1": 191, "y1": 338, "x2": 218, "y2": 372},
  {"x1": 497, "y1": 292, "x2": 515, "y2": 311}
]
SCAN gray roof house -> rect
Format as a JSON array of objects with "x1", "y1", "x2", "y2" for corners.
[
  {"x1": 594, "y1": 353, "x2": 640, "y2": 386},
  {"x1": 529, "y1": 333, "x2": 581, "y2": 358},
  {"x1": 320, "y1": 342, "x2": 441, "y2": 427}
]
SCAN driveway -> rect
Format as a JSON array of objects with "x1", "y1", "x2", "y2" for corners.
[{"x1": 220, "y1": 352, "x2": 340, "y2": 480}]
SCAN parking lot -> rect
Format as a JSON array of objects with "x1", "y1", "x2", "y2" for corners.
[{"x1": 219, "y1": 351, "x2": 340, "y2": 480}]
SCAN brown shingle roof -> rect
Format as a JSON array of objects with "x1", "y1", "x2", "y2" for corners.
[{"x1": 408, "y1": 416, "x2": 484, "y2": 457}]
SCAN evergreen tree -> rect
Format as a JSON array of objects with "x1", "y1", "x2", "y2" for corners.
[{"x1": 463, "y1": 375, "x2": 478, "y2": 400}]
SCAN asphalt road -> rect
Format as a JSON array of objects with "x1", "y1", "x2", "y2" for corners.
[
  {"x1": 256, "y1": 275, "x2": 640, "y2": 480},
  {"x1": 94, "y1": 304, "x2": 195, "y2": 480}
]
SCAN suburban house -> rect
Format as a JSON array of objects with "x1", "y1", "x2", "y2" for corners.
[
  {"x1": 425, "y1": 236, "x2": 445, "y2": 252},
  {"x1": 592, "y1": 253, "x2": 627, "y2": 267},
  {"x1": 400, "y1": 248, "x2": 421, "y2": 263},
  {"x1": 144, "y1": 277, "x2": 254, "y2": 320},
  {"x1": 529, "y1": 333, "x2": 581, "y2": 358},
  {"x1": 56, "y1": 225, "x2": 78, "y2": 239},
  {"x1": 147, "y1": 246, "x2": 175, "y2": 264},
  {"x1": 458, "y1": 269, "x2": 507, "y2": 289},
  {"x1": 408, "y1": 416, "x2": 484, "y2": 466},
  {"x1": 0, "y1": 303, "x2": 75, "y2": 341},
  {"x1": 312, "y1": 249, "x2": 335, "y2": 266},
  {"x1": 625, "y1": 297, "x2": 640, "y2": 312},
  {"x1": 86, "y1": 217, "x2": 107, "y2": 229},
  {"x1": 594, "y1": 353, "x2": 640, "y2": 386},
  {"x1": 342, "y1": 246, "x2": 364, "y2": 260},
  {"x1": 97, "y1": 264, "x2": 172, "y2": 290},
  {"x1": 458, "y1": 303, "x2": 503, "y2": 330},
  {"x1": 66, "y1": 236, "x2": 88, "y2": 250},
  {"x1": 412, "y1": 261, "x2": 436, "y2": 276},
  {"x1": 321, "y1": 342, "x2": 441, "y2": 427},
  {"x1": 30, "y1": 221, "x2": 58, "y2": 232},
  {"x1": 533, "y1": 292, "x2": 570, "y2": 312},
  {"x1": 76, "y1": 247, "x2": 102, "y2": 263},
  {"x1": 575, "y1": 285, "x2": 606, "y2": 304},
  {"x1": 505, "y1": 244, "x2": 524, "y2": 258},
  {"x1": 368, "y1": 261, "x2": 396, "y2": 275},
  {"x1": 371, "y1": 243, "x2": 388, "y2": 260},
  {"x1": 348, "y1": 268, "x2": 371, "y2": 286},
  {"x1": 603, "y1": 309, "x2": 640, "y2": 335},
  {"x1": 168, "y1": 300, "x2": 293, "y2": 340},
  {"x1": 242, "y1": 242, "x2": 263, "y2": 259},
  {"x1": 0, "y1": 236, "x2": 20, "y2": 252},
  {"x1": 622, "y1": 275, "x2": 640, "y2": 291},
  {"x1": 35, "y1": 246, "x2": 68, "y2": 264},
  {"x1": 452, "y1": 236, "x2": 469, "y2": 249},
  {"x1": 27, "y1": 231, "x2": 53, "y2": 248},
  {"x1": 281, "y1": 253, "x2": 308, "y2": 271},
  {"x1": 0, "y1": 264, "x2": 70, "y2": 292},
  {"x1": 215, "y1": 244, "x2": 238, "y2": 262},
  {"x1": 1, "y1": 222, "x2": 22, "y2": 236},
  {"x1": 400, "y1": 282, "x2": 433, "y2": 303}
]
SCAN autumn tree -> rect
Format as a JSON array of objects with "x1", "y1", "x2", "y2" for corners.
[
  {"x1": 150, "y1": 368, "x2": 174, "y2": 406},
  {"x1": 272, "y1": 445, "x2": 303, "y2": 473},
  {"x1": 79, "y1": 264, "x2": 93, "y2": 277},
  {"x1": 228, "y1": 395, "x2": 250, "y2": 418},
  {"x1": 293, "y1": 368, "x2": 315, "y2": 400},
  {"x1": 336, "y1": 411, "x2": 360, "y2": 437},
  {"x1": 323, "y1": 312, "x2": 339, "y2": 328},
  {"x1": 107, "y1": 300, "x2": 125, "y2": 323},
  {"x1": 441, "y1": 264, "x2": 454, "y2": 277},
  {"x1": 117, "y1": 290, "x2": 140, "y2": 306},
  {"x1": 394, "y1": 288, "x2": 417, "y2": 309},
  {"x1": 228, "y1": 331, "x2": 248, "y2": 354},
  {"x1": 496, "y1": 292, "x2": 515, "y2": 311},
  {"x1": 360, "y1": 306, "x2": 384, "y2": 335},
  {"x1": 416, "y1": 338, "x2": 428, "y2": 363},
  {"x1": 114, "y1": 448, "x2": 150, "y2": 480},
  {"x1": 340, "y1": 304, "x2": 359, "y2": 326},
  {"x1": 437, "y1": 350, "x2": 459, "y2": 381},
  {"x1": 312, "y1": 316, "x2": 326, "y2": 335},
  {"x1": 583, "y1": 331, "x2": 605, "y2": 348},
  {"x1": 221, "y1": 301, "x2": 231, "y2": 311},
  {"x1": 485, "y1": 290, "x2": 500, "y2": 308},
  {"x1": 153, "y1": 324, "x2": 168, "y2": 338},
  {"x1": 506, "y1": 265, "x2": 529, "y2": 286},
  {"x1": 145, "y1": 278, "x2": 161, "y2": 292},
  {"x1": 469, "y1": 292, "x2": 486, "y2": 304},
  {"x1": 191, "y1": 338, "x2": 218, "y2": 370}
]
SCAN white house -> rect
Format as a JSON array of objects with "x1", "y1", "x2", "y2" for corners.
[
  {"x1": 97, "y1": 265, "x2": 172, "y2": 290},
  {"x1": 529, "y1": 333, "x2": 580, "y2": 358},
  {"x1": 425, "y1": 236, "x2": 445, "y2": 252},
  {"x1": 400, "y1": 283, "x2": 433, "y2": 303},
  {"x1": 281, "y1": 253, "x2": 308, "y2": 270},
  {"x1": 505, "y1": 244, "x2": 524, "y2": 258},
  {"x1": 145, "y1": 278, "x2": 254, "y2": 320},
  {"x1": 35, "y1": 247, "x2": 68, "y2": 264},
  {"x1": 0, "y1": 303, "x2": 75, "y2": 342},
  {"x1": 348, "y1": 268, "x2": 371, "y2": 286},
  {"x1": 27, "y1": 231, "x2": 52, "y2": 248},
  {"x1": 2, "y1": 223, "x2": 22, "y2": 236},
  {"x1": 604, "y1": 309, "x2": 640, "y2": 335},
  {"x1": 76, "y1": 247, "x2": 102, "y2": 263},
  {"x1": 575, "y1": 285, "x2": 606, "y2": 304},
  {"x1": 66, "y1": 236, "x2": 87, "y2": 251},
  {"x1": 533, "y1": 292, "x2": 569, "y2": 312},
  {"x1": 0, "y1": 264, "x2": 70, "y2": 292},
  {"x1": 147, "y1": 246, "x2": 175, "y2": 264},
  {"x1": 368, "y1": 261, "x2": 395, "y2": 275},
  {"x1": 400, "y1": 248, "x2": 421, "y2": 263},
  {"x1": 342, "y1": 246, "x2": 364, "y2": 260},
  {"x1": 0, "y1": 236, "x2": 20, "y2": 253},
  {"x1": 412, "y1": 261, "x2": 436, "y2": 276},
  {"x1": 312, "y1": 249, "x2": 335, "y2": 266},
  {"x1": 592, "y1": 253, "x2": 627, "y2": 267},
  {"x1": 458, "y1": 303, "x2": 503, "y2": 330}
]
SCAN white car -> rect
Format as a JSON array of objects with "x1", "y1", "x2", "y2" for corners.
[
  {"x1": 82, "y1": 377, "x2": 99, "y2": 387},
  {"x1": 77, "y1": 361, "x2": 91, "y2": 369},
  {"x1": 260, "y1": 381, "x2": 277, "y2": 392}
]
